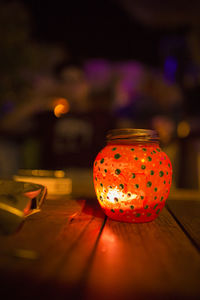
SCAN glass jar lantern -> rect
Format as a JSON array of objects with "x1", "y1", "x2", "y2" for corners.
[{"x1": 93, "y1": 129, "x2": 172, "y2": 223}]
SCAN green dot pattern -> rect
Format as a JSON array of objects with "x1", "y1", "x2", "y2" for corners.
[
  {"x1": 119, "y1": 184, "x2": 124, "y2": 189},
  {"x1": 147, "y1": 181, "x2": 152, "y2": 187},
  {"x1": 95, "y1": 143, "x2": 172, "y2": 222},
  {"x1": 115, "y1": 169, "x2": 121, "y2": 175},
  {"x1": 159, "y1": 171, "x2": 164, "y2": 177}
]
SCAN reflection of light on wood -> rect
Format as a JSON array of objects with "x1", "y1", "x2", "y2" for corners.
[
  {"x1": 101, "y1": 227, "x2": 117, "y2": 244},
  {"x1": 177, "y1": 121, "x2": 190, "y2": 138},
  {"x1": 53, "y1": 98, "x2": 70, "y2": 118}
]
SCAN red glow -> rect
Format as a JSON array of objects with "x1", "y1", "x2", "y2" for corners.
[
  {"x1": 23, "y1": 199, "x2": 32, "y2": 215},
  {"x1": 93, "y1": 143, "x2": 172, "y2": 223}
]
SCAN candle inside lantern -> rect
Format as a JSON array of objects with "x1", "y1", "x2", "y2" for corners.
[{"x1": 93, "y1": 129, "x2": 172, "y2": 223}]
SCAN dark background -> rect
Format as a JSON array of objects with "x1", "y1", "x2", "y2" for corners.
[
  {"x1": 22, "y1": 0, "x2": 187, "y2": 65},
  {"x1": 1, "y1": 0, "x2": 200, "y2": 189}
]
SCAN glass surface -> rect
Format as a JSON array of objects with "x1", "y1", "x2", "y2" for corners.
[{"x1": 93, "y1": 129, "x2": 172, "y2": 223}]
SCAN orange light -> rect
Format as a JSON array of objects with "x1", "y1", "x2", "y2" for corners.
[
  {"x1": 53, "y1": 98, "x2": 70, "y2": 118},
  {"x1": 54, "y1": 104, "x2": 65, "y2": 118},
  {"x1": 177, "y1": 121, "x2": 190, "y2": 138},
  {"x1": 54, "y1": 170, "x2": 65, "y2": 178},
  {"x1": 23, "y1": 200, "x2": 32, "y2": 215},
  {"x1": 93, "y1": 140, "x2": 172, "y2": 223}
]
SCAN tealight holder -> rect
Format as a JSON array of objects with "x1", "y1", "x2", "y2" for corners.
[{"x1": 93, "y1": 129, "x2": 172, "y2": 223}]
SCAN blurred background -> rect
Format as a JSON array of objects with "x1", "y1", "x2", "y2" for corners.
[{"x1": 0, "y1": 0, "x2": 200, "y2": 190}]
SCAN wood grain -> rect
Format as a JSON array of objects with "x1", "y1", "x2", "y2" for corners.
[
  {"x1": 167, "y1": 200, "x2": 200, "y2": 250},
  {"x1": 1, "y1": 197, "x2": 200, "y2": 300},
  {"x1": 86, "y1": 208, "x2": 200, "y2": 300},
  {"x1": 0, "y1": 197, "x2": 106, "y2": 299}
]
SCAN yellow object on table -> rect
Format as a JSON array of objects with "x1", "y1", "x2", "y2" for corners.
[{"x1": 13, "y1": 169, "x2": 72, "y2": 196}]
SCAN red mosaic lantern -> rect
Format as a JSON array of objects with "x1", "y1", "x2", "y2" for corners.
[{"x1": 93, "y1": 129, "x2": 172, "y2": 223}]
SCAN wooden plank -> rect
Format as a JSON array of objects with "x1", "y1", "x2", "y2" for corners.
[
  {"x1": 85, "y1": 207, "x2": 200, "y2": 300},
  {"x1": 0, "y1": 197, "x2": 106, "y2": 299},
  {"x1": 0, "y1": 197, "x2": 84, "y2": 260},
  {"x1": 167, "y1": 200, "x2": 200, "y2": 250},
  {"x1": 1, "y1": 198, "x2": 200, "y2": 299}
]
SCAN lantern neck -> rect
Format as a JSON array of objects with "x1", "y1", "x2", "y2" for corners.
[{"x1": 106, "y1": 128, "x2": 160, "y2": 145}]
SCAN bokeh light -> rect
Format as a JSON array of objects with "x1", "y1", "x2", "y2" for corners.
[
  {"x1": 177, "y1": 121, "x2": 190, "y2": 138},
  {"x1": 53, "y1": 98, "x2": 70, "y2": 118}
]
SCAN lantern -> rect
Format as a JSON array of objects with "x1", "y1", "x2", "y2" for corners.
[{"x1": 93, "y1": 129, "x2": 172, "y2": 223}]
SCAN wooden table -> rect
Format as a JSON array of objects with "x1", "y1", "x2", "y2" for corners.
[{"x1": 0, "y1": 196, "x2": 200, "y2": 300}]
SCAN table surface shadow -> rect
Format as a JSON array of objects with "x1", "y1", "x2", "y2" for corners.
[{"x1": 0, "y1": 196, "x2": 200, "y2": 300}]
